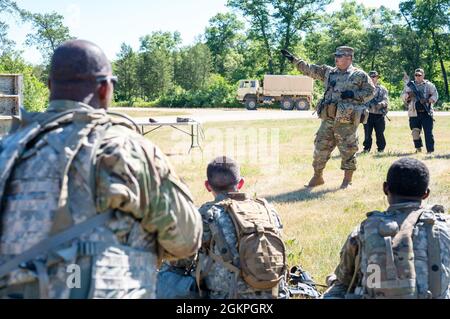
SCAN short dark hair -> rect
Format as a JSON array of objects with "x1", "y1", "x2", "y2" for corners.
[
  {"x1": 207, "y1": 156, "x2": 241, "y2": 193},
  {"x1": 386, "y1": 158, "x2": 429, "y2": 197}
]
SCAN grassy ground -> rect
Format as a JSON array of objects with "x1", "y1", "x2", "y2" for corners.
[{"x1": 137, "y1": 115, "x2": 450, "y2": 288}]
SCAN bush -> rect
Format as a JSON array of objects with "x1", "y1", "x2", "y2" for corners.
[
  {"x1": 0, "y1": 54, "x2": 49, "y2": 112},
  {"x1": 157, "y1": 74, "x2": 240, "y2": 108}
]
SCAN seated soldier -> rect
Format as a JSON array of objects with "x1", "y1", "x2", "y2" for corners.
[
  {"x1": 323, "y1": 157, "x2": 450, "y2": 299},
  {"x1": 158, "y1": 156, "x2": 289, "y2": 299}
]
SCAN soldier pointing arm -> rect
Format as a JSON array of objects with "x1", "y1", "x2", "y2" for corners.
[{"x1": 282, "y1": 47, "x2": 375, "y2": 189}]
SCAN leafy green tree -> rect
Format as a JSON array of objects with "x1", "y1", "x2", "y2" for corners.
[
  {"x1": 205, "y1": 12, "x2": 244, "y2": 76},
  {"x1": 227, "y1": 0, "x2": 276, "y2": 74},
  {"x1": 400, "y1": 0, "x2": 449, "y2": 99},
  {"x1": 24, "y1": 12, "x2": 73, "y2": 63},
  {"x1": 113, "y1": 43, "x2": 138, "y2": 104},
  {"x1": 137, "y1": 31, "x2": 181, "y2": 101},
  {"x1": 174, "y1": 43, "x2": 212, "y2": 91},
  {"x1": 273, "y1": 0, "x2": 331, "y2": 73}
]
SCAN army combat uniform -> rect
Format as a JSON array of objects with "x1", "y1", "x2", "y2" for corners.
[
  {"x1": 363, "y1": 83, "x2": 389, "y2": 152},
  {"x1": 294, "y1": 57, "x2": 374, "y2": 175},
  {"x1": 0, "y1": 100, "x2": 203, "y2": 299},
  {"x1": 323, "y1": 202, "x2": 450, "y2": 299},
  {"x1": 402, "y1": 74, "x2": 439, "y2": 153},
  {"x1": 194, "y1": 192, "x2": 289, "y2": 299}
]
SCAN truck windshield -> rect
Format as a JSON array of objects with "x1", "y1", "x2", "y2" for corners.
[{"x1": 240, "y1": 81, "x2": 251, "y2": 89}]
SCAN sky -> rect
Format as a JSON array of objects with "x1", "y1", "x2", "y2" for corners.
[{"x1": 4, "y1": 0, "x2": 402, "y2": 65}]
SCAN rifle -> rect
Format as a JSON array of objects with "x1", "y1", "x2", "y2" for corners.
[
  {"x1": 366, "y1": 94, "x2": 391, "y2": 122},
  {"x1": 288, "y1": 265, "x2": 323, "y2": 299},
  {"x1": 403, "y1": 71, "x2": 434, "y2": 120}
]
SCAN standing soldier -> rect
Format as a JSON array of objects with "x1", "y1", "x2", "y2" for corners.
[
  {"x1": 0, "y1": 40, "x2": 202, "y2": 299},
  {"x1": 363, "y1": 71, "x2": 389, "y2": 153},
  {"x1": 282, "y1": 47, "x2": 375, "y2": 189},
  {"x1": 402, "y1": 68, "x2": 439, "y2": 154}
]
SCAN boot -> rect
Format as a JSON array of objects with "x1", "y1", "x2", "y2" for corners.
[
  {"x1": 340, "y1": 170, "x2": 354, "y2": 189},
  {"x1": 305, "y1": 169, "x2": 325, "y2": 188},
  {"x1": 415, "y1": 148, "x2": 422, "y2": 153}
]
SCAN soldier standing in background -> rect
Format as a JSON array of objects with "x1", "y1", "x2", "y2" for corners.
[
  {"x1": 363, "y1": 71, "x2": 389, "y2": 153},
  {"x1": 282, "y1": 47, "x2": 375, "y2": 189},
  {"x1": 402, "y1": 68, "x2": 439, "y2": 154},
  {"x1": 0, "y1": 40, "x2": 202, "y2": 299}
]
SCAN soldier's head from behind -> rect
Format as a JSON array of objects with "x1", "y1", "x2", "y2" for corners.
[
  {"x1": 369, "y1": 71, "x2": 379, "y2": 85},
  {"x1": 205, "y1": 156, "x2": 244, "y2": 197},
  {"x1": 334, "y1": 46, "x2": 354, "y2": 71},
  {"x1": 383, "y1": 158, "x2": 430, "y2": 204},
  {"x1": 414, "y1": 68, "x2": 425, "y2": 84},
  {"x1": 49, "y1": 39, "x2": 117, "y2": 109}
]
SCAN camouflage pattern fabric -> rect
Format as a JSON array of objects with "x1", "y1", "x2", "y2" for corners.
[
  {"x1": 366, "y1": 84, "x2": 389, "y2": 115},
  {"x1": 196, "y1": 193, "x2": 289, "y2": 299},
  {"x1": 295, "y1": 60, "x2": 374, "y2": 172},
  {"x1": 402, "y1": 80, "x2": 439, "y2": 117},
  {"x1": 0, "y1": 100, "x2": 202, "y2": 299},
  {"x1": 323, "y1": 202, "x2": 450, "y2": 299},
  {"x1": 313, "y1": 119, "x2": 359, "y2": 171}
]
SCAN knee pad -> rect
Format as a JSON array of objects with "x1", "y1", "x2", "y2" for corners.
[{"x1": 412, "y1": 128, "x2": 421, "y2": 140}]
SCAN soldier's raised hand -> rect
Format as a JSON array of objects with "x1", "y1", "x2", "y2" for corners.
[{"x1": 281, "y1": 49, "x2": 297, "y2": 63}]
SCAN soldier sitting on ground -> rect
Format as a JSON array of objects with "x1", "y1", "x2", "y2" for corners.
[
  {"x1": 323, "y1": 157, "x2": 450, "y2": 299},
  {"x1": 158, "y1": 156, "x2": 289, "y2": 299},
  {"x1": 0, "y1": 40, "x2": 202, "y2": 299}
]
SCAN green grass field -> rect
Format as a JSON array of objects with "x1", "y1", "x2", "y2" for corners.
[{"x1": 123, "y1": 111, "x2": 450, "y2": 288}]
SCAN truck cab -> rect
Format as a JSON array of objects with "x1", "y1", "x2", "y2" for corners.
[{"x1": 237, "y1": 80, "x2": 261, "y2": 110}]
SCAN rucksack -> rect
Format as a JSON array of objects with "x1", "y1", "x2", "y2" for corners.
[
  {"x1": 354, "y1": 206, "x2": 450, "y2": 299},
  {"x1": 198, "y1": 193, "x2": 286, "y2": 297}
]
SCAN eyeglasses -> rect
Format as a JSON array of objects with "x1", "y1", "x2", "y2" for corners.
[
  {"x1": 414, "y1": 74, "x2": 423, "y2": 77},
  {"x1": 370, "y1": 75, "x2": 378, "y2": 78},
  {"x1": 96, "y1": 75, "x2": 118, "y2": 86}
]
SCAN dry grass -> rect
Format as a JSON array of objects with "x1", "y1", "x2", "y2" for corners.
[{"x1": 137, "y1": 115, "x2": 450, "y2": 288}]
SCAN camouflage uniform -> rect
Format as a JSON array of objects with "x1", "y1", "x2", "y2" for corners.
[
  {"x1": 402, "y1": 78, "x2": 439, "y2": 153},
  {"x1": 0, "y1": 100, "x2": 202, "y2": 299},
  {"x1": 294, "y1": 59, "x2": 374, "y2": 172},
  {"x1": 363, "y1": 84, "x2": 389, "y2": 152},
  {"x1": 323, "y1": 202, "x2": 450, "y2": 299},
  {"x1": 196, "y1": 193, "x2": 289, "y2": 299}
]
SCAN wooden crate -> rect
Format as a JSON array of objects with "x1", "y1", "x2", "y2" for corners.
[{"x1": 0, "y1": 74, "x2": 23, "y2": 116}]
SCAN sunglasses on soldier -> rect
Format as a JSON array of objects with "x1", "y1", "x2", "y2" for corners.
[
  {"x1": 96, "y1": 75, "x2": 118, "y2": 86},
  {"x1": 414, "y1": 74, "x2": 423, "y2": 77}
]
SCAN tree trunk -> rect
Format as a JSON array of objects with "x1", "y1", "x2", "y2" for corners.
[
  {"x1": 257, "y1": 16, "x2": 274, "y2": 74},
  {"x1": 430, "y1": 29, "x2": 449, "y2": 99}
]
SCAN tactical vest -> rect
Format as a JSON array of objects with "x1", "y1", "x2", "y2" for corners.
[
  {"x1": 0, "y1": 107, "x2": 158, "y2": 299},
  {"x1": 196, "y1": 194, "x2": 286, "y2": 298},
  {"x1": 352, "y1": 207, "x2": 450, "y2": 299}
]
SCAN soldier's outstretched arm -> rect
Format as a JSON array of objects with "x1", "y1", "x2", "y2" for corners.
[
  {"x1": 322, "y1": 226, "x2": 361, "y2": 299},
  {"x1": 280, "y1": 49, "x2": 331, "y2": 82},
  {"x1": 95, "y1": 132, "x2": 202, "y2": 261}
]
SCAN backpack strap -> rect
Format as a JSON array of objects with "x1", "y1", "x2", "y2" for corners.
[
  {"x1": 420, "y1": 212, "x2": 442, "y2": 298},
  {"x1": 0, "y1": 210, "x2": 114, "y2": 279}
]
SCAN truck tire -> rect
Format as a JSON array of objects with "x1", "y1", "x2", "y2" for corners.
[
  {"x1": 245, "y1": 98, "x2": 258, "y2": 110},
  {"x1": 295, "y1": 98, "x2": 310, "y2": 110},
  {"x1": 280, "y1": 98, "x2": 294, "y2": 111}
]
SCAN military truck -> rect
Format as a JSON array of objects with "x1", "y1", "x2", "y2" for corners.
[
  {"x1": 0, "y1": 74, "x2": 23, "y2": 136},
  {"x1": 237, "y1": 75, "x2": 314, "y2": 111}
]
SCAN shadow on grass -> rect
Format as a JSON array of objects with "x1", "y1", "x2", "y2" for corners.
[
  {"x1": 266, "y1": 186, "x2": 340, "y2": 204},
  {"x1": 425, "y1": 153, "x2": 450, "y2": 160}
]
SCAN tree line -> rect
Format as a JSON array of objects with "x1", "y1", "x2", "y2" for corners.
[{"x1": 1, "y1": 0, "x2": 449, "y2": 111}]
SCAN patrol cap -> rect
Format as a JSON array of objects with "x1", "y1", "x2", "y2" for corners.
[
  {"x1": 415, "y1": 68, "x2": 425, "y2": 76},
  {"x1": 369, "y1": 71, "x2": 379, "y2": 77},
  {"x1": 207, "y1": 156, "x2": 241, "y2": 191},
  {"x1": 334, "y1": 46, "x2": 354, "y2": 57}
]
